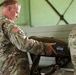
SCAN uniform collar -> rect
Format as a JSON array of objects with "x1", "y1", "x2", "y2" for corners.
[{"x1": 1, "y1": 15, "x2": 14, "y2": 23}]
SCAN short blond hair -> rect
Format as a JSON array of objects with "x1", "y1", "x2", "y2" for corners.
[{"x1": 0, "y1": 0, "x2": 20, "y2": 7}]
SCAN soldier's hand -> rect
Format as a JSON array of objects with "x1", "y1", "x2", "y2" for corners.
[{"x1": 46, "y1": 43, "x2": 57, "y2": 55}]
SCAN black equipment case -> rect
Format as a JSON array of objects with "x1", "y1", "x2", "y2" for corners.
[{"x1": 29, "y1": 36, "x2": 71, "y2": 75}]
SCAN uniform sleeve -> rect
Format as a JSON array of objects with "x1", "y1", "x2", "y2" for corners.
[
  {"x1": 68, "y1": 26, "x2": 76, "y2": 49},
  {"x1": 3, "y1": 21, "x2": 47, "y2": 55}
]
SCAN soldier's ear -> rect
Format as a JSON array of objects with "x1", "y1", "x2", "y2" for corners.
[{"x1": 7, "y1": 6, "x2": 12, "y2": 12}]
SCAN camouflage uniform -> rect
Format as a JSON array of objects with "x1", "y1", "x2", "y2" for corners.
[
  {"x1": 68, "y1": 26, "x2": 76, "y2": 75},
  {"x1": 0, "y1": 16, "x2": 49, "y2": 75}
]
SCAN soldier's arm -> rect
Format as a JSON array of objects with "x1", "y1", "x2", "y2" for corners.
[{"x1": 3, "y1": 22, "x2": 56, "y2": 55}]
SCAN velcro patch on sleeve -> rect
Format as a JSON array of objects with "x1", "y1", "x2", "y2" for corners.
[{"x1": 13, "y1": 27, "x2": 20, "y2": 33}]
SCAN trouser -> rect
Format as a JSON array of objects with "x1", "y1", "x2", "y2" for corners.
[
  {"x1": 70, "y1": 47, "x2": 76, "y2": 75},
  {"x1": 2, "y1": 46, "x2": 30, "y2": 75},
  {"x1": 15, "y1": 51, "x2": 30, "y2": 75},
  {"x1": 69, "y1": 36, "x2": 76, "y2": 75}
]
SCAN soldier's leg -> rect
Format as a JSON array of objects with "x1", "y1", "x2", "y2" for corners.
[
  {"x1": 16, "y1": 51, "x2": 30, "y2": 75},
  {"x1": 2, "y1": 45, "x2": 30, "y2": 75},
  {"x1": 69, "y1": 37, "x2": 76, "y2": 75},
  {"x1": 70, "y1": 50, "x2": 76, "y2": 75}
]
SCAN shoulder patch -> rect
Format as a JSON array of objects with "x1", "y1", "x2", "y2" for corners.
[{"x1": 13, "y1": 27, "x2": 20, "y2": 33}]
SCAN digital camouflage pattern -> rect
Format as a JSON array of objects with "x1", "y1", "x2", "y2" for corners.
[
  {"x1": 68, "y1": 26, "x2": 76, "y2": 75},
  {"x1": 0, "y1": 15, "x2": 51, "y2": 75}
]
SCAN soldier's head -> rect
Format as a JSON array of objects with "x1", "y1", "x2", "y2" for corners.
[{"x1": 0, "y1": 0, "x2": 21, "y2": 21}]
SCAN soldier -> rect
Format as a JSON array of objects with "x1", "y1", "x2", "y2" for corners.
[
  {"x1": 68, "y1": 26, "x2": 76, "y2": 75},
  {"x1": 0, "y1": 0, "x2": 56, "y2": 75}
]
